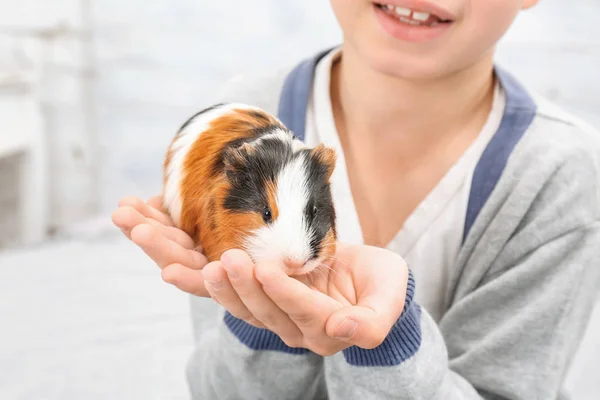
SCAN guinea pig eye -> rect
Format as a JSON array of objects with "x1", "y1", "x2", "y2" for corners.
[
  {"x1": 307, "y1": 204, "x2": 318, "y2": 221},
  {"x1": 262, "y1": 206, "x2": 272, "y2": 223}
]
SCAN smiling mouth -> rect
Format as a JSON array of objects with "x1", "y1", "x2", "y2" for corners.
[{"x1": 374, "y1": 3, "x2": 454, "y2": 27}]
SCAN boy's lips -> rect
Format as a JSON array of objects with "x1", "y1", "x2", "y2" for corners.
[{"x1": 372, "y1": 1, "x2": 456, "y2": 42}]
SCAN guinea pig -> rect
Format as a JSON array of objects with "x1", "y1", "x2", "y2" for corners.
[{"x1": 162, "y1": 102, "x2": 338, "y2": 276}]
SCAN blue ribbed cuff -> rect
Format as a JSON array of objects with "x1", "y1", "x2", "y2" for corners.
[
  {"x1": 223, "y1": 312, "x2": 309, "y2": 354},
  {"x1": 342, "y1": 269, "x2": 422, "y2": 367}
]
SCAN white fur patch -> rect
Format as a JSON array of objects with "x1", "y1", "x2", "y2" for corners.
[
  {"x1": 246, "y1": 127, "x2": 306, "y2": 152},
  {"x1": 248, "y1": 128, "x2": 289, "y2": 146},
  {"x1": 244, "y1": 152, "x2": 313, "y2": 267},
  {"x1": 163, "y1": 103, "x2": 260, "y2": 226}
]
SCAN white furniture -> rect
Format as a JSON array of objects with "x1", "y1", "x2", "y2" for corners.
[{"x1": 0, "y1": 70, "x2": 47, "y2": 247}]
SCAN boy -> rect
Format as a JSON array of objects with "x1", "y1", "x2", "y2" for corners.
[{"x1": 112, "y1": 0, "x2": 600, "y2": 398}]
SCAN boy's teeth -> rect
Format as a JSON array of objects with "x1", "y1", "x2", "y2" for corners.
[
  {"x1": 379, "y1": 3, "x2": 445, "y2": 25},
  {"x1": 394, "y1": 6, "x2": 412, "y2": 17},
  {"x1": 412, "y1": 11, "x2": 430, "y2": 21},
  {"x1": 399, "y1": 16, "x2": 420, "y2": 26}
]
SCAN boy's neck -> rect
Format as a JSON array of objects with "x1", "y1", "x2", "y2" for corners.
[{"x1": 331, "y1": 43, "x2": 497, "y2": 159}]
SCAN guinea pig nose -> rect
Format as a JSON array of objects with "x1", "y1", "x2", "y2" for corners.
[{"x1": 283, "y1": 257, "x2": 305, "y2": 270}]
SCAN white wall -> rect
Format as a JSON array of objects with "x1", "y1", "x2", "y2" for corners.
[{"x1": 0, "y1": 0, "x2": 97, "y2": 239}]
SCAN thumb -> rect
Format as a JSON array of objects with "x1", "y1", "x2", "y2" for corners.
[{"x1": 325, "y1": 306, "x2": 397, "y2": 349}]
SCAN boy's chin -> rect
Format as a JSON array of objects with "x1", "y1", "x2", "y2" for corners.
[
  {"x1": 359, "y1": 44, "x2": 484, "y2": 82},
  {"x1": 369, "y1": 52, "x2": 449, "y2": 80}
]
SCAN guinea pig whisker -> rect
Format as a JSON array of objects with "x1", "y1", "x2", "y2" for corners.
[
  {"x1": 307, "y1": 268, "x2": 319, "y2": 282},
  {"x1": 328, "y1": 256, "x2": 350, "y2": 267},
  {"x1": 305, "y1": 271, "x2": 316, "y2": 288},
  {"x1": 317, "y1": 242, "x2": 342, "y2": 250},
  {"x1": 314, "y1": 262, "x2": 339, "y2": 278},
  {"x1": 316, "y1": 242, "x2": 335, "y2": 248},
  {"x1": 322, "y1": 255, "x2": 351, "y2": 271},
  {"x1": 311, "y1": 265, "x2": 329, "y2": 282}
]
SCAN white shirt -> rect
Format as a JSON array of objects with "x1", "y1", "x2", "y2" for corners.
[{"x1": 304, "y1": 48, "x2": 506, "y2": 322}]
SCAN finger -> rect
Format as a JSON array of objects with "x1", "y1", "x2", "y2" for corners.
[
  {"x1": 111, "y1": 206, "x2": 141, "y2": 238},
  {"x1": 147, "y1": 196, "x2": 166, "y2": 212},
  {"x1": 202, "y1": 260, "x2": 266, "y2": 329},
  {"x1": 130, "y1": 223, "x2": 207, "y2": 270},
  {"x1": 220, "y1": 250, "x2": 302, "y2": 344},
  {"x1": 161, "y1": 263, "x2": 209, "y2": 297},
  {"x1": 325, "y1": 298, "x2": 413, "y2": 349},
  {"x1": 112, "y1": 206, "x2": 195, "y2": 249},
  {"x1": 118, "y1": 196, "x2": 174, "y2": 227},
  {"x1": 146, "y1": 219, "x2": 196, "y2": 250},
  {"x1": 146, "y1": 195, "x2": 202, "y2": 252},
  {"x1": 323, "y1": 307, "x2": 376, "y2": 348},
  {"x1": 255, "y1": 261, "x2": 341, "y2": 332}
]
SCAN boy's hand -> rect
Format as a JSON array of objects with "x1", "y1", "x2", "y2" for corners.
[
  {"x1": 111, "y1": 196, "x2": 409, "y2": 355},
  {"x1": 200, "y1": 244, "x2": 408, "y2": 355},
  {"x1": 111, "y1": 196, "x2": 211, "y2": 297}
]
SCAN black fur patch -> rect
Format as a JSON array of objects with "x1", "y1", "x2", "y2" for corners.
[
  {"x1": 211, "y1": 124, "x2": 284, "y2": 177},
  {"x1": 223, "y1": 136, "x2": 293, "y2": 214},
  {"x1": 302, "y1": 150, "x2": 336, "y2": 260}
]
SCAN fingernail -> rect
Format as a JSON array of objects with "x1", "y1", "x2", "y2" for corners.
[
  {"x1": 207, "y1": 280, "x2": 223, "y2": 290},
  {"x1": 334, "y1": 318, "x2": 358, "y2": 339}
]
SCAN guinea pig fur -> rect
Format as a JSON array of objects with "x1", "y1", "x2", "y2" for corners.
[{"x1": 162, "y1": 102, "x2": 337, "y2": 276}]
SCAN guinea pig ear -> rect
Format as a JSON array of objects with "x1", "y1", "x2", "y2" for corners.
[
  {"x1": 310, "y1": 143, "x2": 337, "y2": 181},
  {"x1": 223, "y1": 142, "x2": 256, "y2": 171}
]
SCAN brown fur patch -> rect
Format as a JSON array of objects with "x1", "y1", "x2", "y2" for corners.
[
  {"x1": 195, "y1": 179, "x2": 265, "y2": 261},
  {"x1": 265, "y1": 180, "x2": 279, "y2": 221},
  {"x1": 162, "y1": 149, "x2": 172, "y2": 190},
  {"x1": 319, "y1": 227, "x2": 337, "y2": 265},
  {"x1": 235, "y1": 107, "x2": 283, "y2": 129}
]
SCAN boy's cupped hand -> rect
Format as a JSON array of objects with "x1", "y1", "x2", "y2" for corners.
[{"x1": 112, "y1": 196, "x2": 409, "y2": 356}]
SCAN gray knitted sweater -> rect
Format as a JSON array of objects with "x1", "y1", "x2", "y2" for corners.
[{"x1": 185, "y1": 49, "x2": 600, "y2": 400}]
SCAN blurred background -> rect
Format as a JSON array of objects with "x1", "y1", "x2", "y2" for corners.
[{"x1": 0, "y1": 0, "x2": 598, "y2": 399}]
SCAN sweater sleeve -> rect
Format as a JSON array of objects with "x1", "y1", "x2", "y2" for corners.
[
  {"x1": 184, "y1": 223, "x2": 599, "y2": 400},
  {"x1": 185, "y1": 298, "x2": 327, "y2": 400},
  {"x1": 322, "y1": 146, "x2": 600, "y2": 400},
  {"x1": 323, "y1": 221, "x2": 600, "y2": 399}
]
